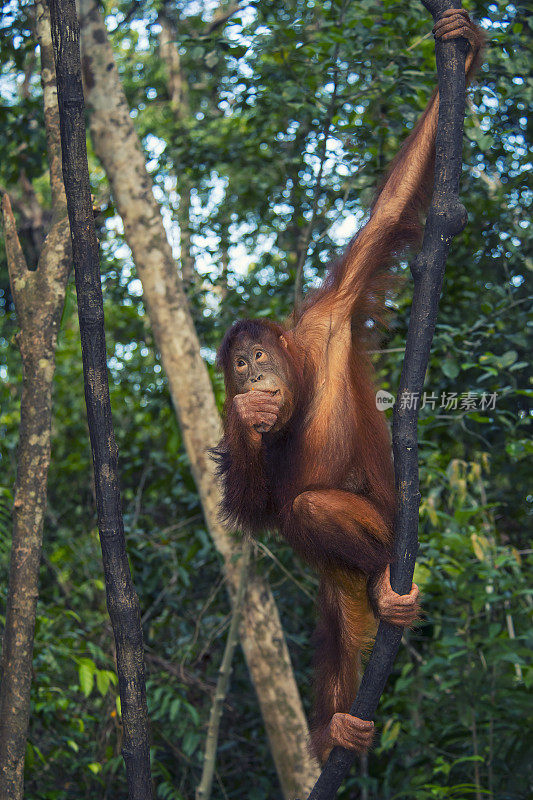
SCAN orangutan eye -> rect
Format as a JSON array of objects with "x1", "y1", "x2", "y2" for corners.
[
  {"x1": 255, "y1": 350, "x2": 264, "y2": 360},
  {"x1": 235, "y1": 359, "x2": 247, "y2": 371}
]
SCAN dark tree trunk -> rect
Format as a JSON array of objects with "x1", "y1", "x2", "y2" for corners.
[
  {"x1": 305, "y1": 1, "x2": 470, "y2": 797},
  {"x1": 47, "y1": 1, "x2": 153, "y2": 797}
]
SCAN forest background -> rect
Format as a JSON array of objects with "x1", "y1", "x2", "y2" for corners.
[{"x1": 0, "y1": 0, "x2": 530, "y2": 798}]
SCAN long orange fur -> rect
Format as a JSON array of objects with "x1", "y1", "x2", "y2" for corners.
[{"x1": 213, "y1": 19, "x2": 483, "y2": 761}]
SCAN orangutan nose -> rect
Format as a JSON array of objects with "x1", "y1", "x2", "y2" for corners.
[{"x1": 250, "y1": 374, "x2": 264, "y2": 383}]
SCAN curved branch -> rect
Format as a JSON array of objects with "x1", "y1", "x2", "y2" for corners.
[{"x1": 305, "y1": 1, "x2": 470, "y2": 797}]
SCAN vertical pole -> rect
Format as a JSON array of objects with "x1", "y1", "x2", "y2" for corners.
[
  {"x1": 306, "y1": 2, "x2": 469, "y2": 797},
  {"x1": 47, "y1": 1, "x2": 153, "y2": 796}
]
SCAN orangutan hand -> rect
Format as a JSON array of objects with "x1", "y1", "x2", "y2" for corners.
[{"x1": 374, "y1": 565, "x2": 420, "y2": 627}]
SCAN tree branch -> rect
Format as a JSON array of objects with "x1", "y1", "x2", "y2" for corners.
[
  {"x1": 294, "y1": 89, "x2": 337, "y2": 311},
  {"x1": 205, "y1": 3, "x2": 247, "y2": 34},
  {"x1": 196, "y1": 542, "x2": 251, "y2": 800},
  {"x1": 0, "y1": 5, "x2": 71, "y2": 794},
  {"x1": 1, "y1": 194, "x2": 29, "y2": 292},
  {"x1": 305, "y1": 2, "x2": 470, "y2": 797}
]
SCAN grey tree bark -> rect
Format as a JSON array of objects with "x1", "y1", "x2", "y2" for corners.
[
  {"x1": 78, "y1": 0, "x2": 320, "y2": 796},
  {"x1": 158, "y1": 14, "x2": 195, "y2": 286},
  {"x1": 0, "y1": 4, "x2": 71, "y2": 796}
]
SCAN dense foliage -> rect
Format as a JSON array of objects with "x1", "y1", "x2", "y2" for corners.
[{"x1": 0, "y1": 1, "x2": 531, "y2": 798}]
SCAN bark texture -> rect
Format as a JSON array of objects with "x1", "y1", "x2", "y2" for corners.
[
  {"x1": 158, "y1": 14, "x2": 195, "y2": 286},
  {"x1": 47, "y1": 0, "x2": 152, "y2": 797},
  {"x1": 0, "y1": 5, "x2": 71, "y2": 796},
  {"x1": 78, "y1": 1, "x2": 320, "y2": 796},
  {"x1": 307, "y1": 2, "x2": 470, "y2": 798}
]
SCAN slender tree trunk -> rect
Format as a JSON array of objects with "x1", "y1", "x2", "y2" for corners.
[
  {"x1": 158, "y1": 15, "x2": 195, "y2": 286},
  {"x1": 48, "y1": 0, "x2": 153, "y2": 796},
  {"x1": 0, "y1": 5, "x2": 71, "y2": 796},
  {"x1": 470, "y1": 707, "x2": 482, "y2": 800},
  {"x1": 78, "y1": 1, "x2": 320, "y2": 795},
  {"x1": 177, "y1": 181, "x2": 195, "y2": 285},
  {"x1": 293, "y1": 60, "x2": 338, "y2": 312},
  {"x1": 196, "y1": 542, "x2": 251, "y2": 800},
  {"x1": 307, "y1": 1, "x2": 472, "y2": 797},
  {"x1": 217, "y1": 230, "x2": 230, "y2": 302}
]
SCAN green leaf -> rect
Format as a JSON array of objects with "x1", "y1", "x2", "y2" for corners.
[
  {"x1": 497, "y1": 350, "x2": 518, "y2": 368},
  {"x1": 182, "y1": 731, "x2": 200, "y2": 756},
  {"x1": 96, "y1": 670, "x2": 110, "y2": 696},
  {"x1": 380, "y1": 719, "x2": 401, "y2": 750},
  {"x1": 442, "y1": 359, "x2": 460, "y2": 379},
  {"x1": 78, "y1": 660, "x2": 95, "y2": 698},
  {"x1": 169, "y1": 698, "x2": 181, "y2": 721}
]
